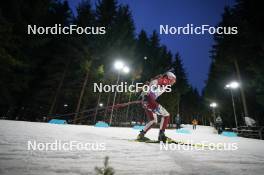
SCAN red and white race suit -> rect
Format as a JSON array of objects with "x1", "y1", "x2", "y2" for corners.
[{"x1": 141, "y1": 76, "x2": 172, "y2": 133}]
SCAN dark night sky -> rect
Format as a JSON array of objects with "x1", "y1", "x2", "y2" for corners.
[{"x1": 68, "y1": 0, "x2": 236, "y2": 92}]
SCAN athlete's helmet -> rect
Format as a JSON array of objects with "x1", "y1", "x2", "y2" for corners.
[{"x1": 166, "y1": 71, "x2": 176, "y2": 80}]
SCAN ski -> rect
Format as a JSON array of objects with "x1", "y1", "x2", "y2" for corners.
[
  {"x1": 135, "y1": 137, "x2": 218, "y2": 148},
  {"x1": 112, "y1": 137, "x2": 221, "y2": 149},
  {"x1": 135, "y1": 137, "x2": 196, "y2": 146}
]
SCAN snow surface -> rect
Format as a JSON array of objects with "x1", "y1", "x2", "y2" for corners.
[{"x1": 0, "y1": 120, "x2": 264, "y2": 175}]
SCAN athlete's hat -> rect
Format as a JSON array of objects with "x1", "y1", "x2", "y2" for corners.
[{"x1": 166, "y1": 71, "x2": 176, "y2": 79}]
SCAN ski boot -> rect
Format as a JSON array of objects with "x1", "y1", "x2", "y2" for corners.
[
  {"x1": 158, "y1": 130, "x2": 168, "y2": 143},
  {"x1": 137, "y1": 130, "x2": 149, "y2": 141}
]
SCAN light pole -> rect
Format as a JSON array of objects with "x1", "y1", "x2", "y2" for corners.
[
  {"x1": 210, "y1": 102, "x2": 218, "y2": 125},
  {"x1": 109, "y1": 60, "x2": 130, "y2": 125},
  {"x1": 125, "y1": 79, "x2": 134, "y2": 124},
  {"x1": 225, "y1": 81, "x2": 239, "y2": 129}
]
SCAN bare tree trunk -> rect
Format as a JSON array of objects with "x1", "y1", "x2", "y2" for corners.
[
  {"x1": 234, "y1": 59, "x2": 249, "y2": 118},
  {"x1": 93, "y1": 93, "x2": 101, "y2": 124},
  {"x1": 125, "y1": 80, "x2": 134, "y2": 123},
  {"x1": 116, "y1": 91, "x2": 122, "y2": 125},
  {"x1": 104, "y1": 93, "x2": 111, "y2": 121},
  {"x1": 74, "y1": 70, "x2": 89, "y2": 124},
  {"x1": 49, "y1": 59, "x2": 70, "y2": 114},
  {"x1": 79, "y1": 92, "x2": 89, "y2": 121}
]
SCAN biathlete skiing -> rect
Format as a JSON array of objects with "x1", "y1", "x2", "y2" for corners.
[{"x1": 137, "y1": 71, "x2": 176, "y2": 142}]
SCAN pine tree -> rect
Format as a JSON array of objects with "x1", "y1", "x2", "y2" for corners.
[
  {"x1": 204, "y1": 0, "x2": 264, "y2": 126},
  {"x1": 172, "y1": 53, "x2": 189, "y2": 115}
]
